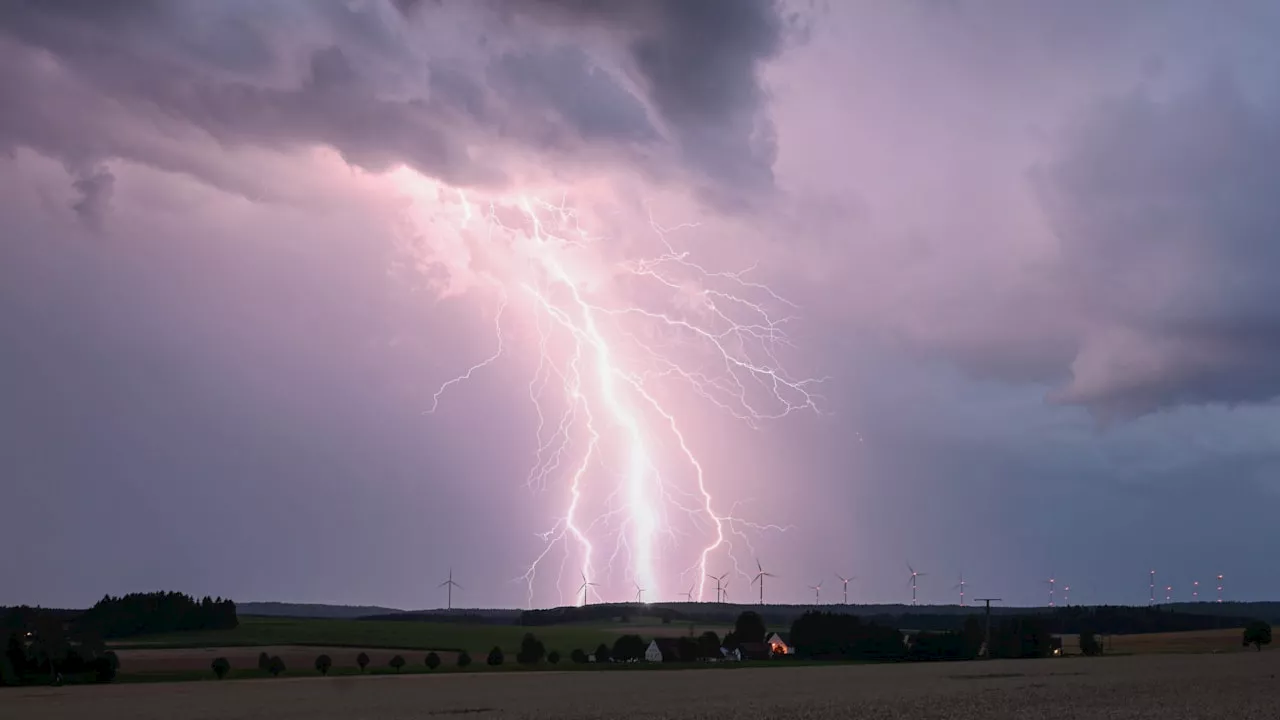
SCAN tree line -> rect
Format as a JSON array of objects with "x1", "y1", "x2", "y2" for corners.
[{"x1": 1, "y1": 591, "x2": 238, "y2": 686}]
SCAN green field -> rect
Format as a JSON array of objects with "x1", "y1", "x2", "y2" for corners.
[{"x1": 109, "y1": 616, "x2": 728, "y2": 655}]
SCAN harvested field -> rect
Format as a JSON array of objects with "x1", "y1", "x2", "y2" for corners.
[
  {"x1": 1106, "y1": 628, "x2": 1246, "y2": 654},
  {"x1": 6, "y1": 649, "x2": 1280, "y2": 719},
  {"x1": 114, "y1": 646, "x2": 457, "y2": 673}
]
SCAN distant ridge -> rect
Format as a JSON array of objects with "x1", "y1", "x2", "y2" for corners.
[{"x1": 239, "y1": 602, "x2": 407, "y2": 619}]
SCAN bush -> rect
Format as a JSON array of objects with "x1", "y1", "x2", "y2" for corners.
[
  {"x1": 211, "y1": 657, "x2": 230, "y2": 679},
  {"x1": 257, "y1": 651, "x2": 271, "y2": 672},
  {"x1": 486, "y1": 646, "x2": 504, "y2": 666},
  {"x1": 457, "y1": 651, "x2": 472, "y2": 668},
  {"x1": 315, "y1": 654, "x2": 332, "y2": 676},
  {"x1": 268, "y1": 656, "x2": 285, "y2": 677},
  {"x1": 594, "y1": 643, "x2": 611, "y2": 663},
  {"x1": 697, "y1": 631, "x2": 722, "y2": 660},
  {"x1": 1243, "y1": 621, "x2": 1272, "y2": 651},
  {"x1": 389, "y1": 655, "x2": 405, "y2": 672},
  {"x1": 570, "y1": 648, "x2": 588, "y2": 664},
  {"x1": 103, "y1": 650, "x2": 120, "y2": 671},
  {"x1": 357, "y1": 652, "x2": 370, "y2": 672},
  {"x1": 92, "y1": 656, "x2": 117, "y2": 682},
  {"x1": 425, "y1": 652, "x2": 440, "y2": 670},
  {"x1": 547, "y1": 650, "x2": 560, "y2": 664},
  {"x1": 517, "y1": 633, "x2": 546, "y2": 665}
]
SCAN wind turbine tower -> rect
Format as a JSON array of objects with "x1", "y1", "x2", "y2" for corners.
[
  {"x1": 751, "y1": 559, "x2": 776, "y2": 606},
  {"x1": 708, "y1": 572, "x2": 729, "y2": 603},
  {"x1": 577, "y1": 571, "x2": 599, "y2": 607},
  {"x1": 835, "y1": 574, "x2": 854, "y2": 605},
  {"x1": 681, "y1": 584, "x2": 695, "y2": 602},
  {"x1": 1193, "y1": 580, "x2": 1199, "y2": 601},
  {"x1": 438, "y1": 568, "x2": 461, "y2": 611},
  {"x1": 1165, "y1": 585, "x2": 1172, "y2": 603},
  {"x1": 1217, "y1": 574, "x2": 1224, "y2": 603},
  {"x1": 808, "y1": 580, "x2": 823, "y2": 605},
  {"x1": 907, "y1": 563, "x2": 926, "y2": 606},
  {"x1": 1046, "y1": 576, "x2": 1056, "y2": 607},
  {"x1": 635, "y1": 581, "x2": 646, "y2": 604},
  {"x1": 953, "y1": 573, "x2": 967, "y2": 606},
  {"x1": 1063, "y1": 585, "x2": 1070, "y2": 605},
  {"x1": 1149, "y1": 570, "x2": 1156, "y2": 605}
]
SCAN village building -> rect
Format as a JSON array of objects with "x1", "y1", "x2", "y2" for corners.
[
  {"x1": 767, "y1": 633, "x2": 792, "y2": 655},
  {"x1": 644, "y1": 638, "x2": 685, "y2": 663}
]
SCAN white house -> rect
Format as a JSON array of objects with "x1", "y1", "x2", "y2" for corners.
[{"x1": 645, "y1": 640, "x2": 664, "y2": 663}]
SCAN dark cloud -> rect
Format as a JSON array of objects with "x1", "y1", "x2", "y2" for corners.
[
  {"x1": 1034, "y1": 73, "x2": 1280, "y2": 418},
  {"x1": 0, "y1": 0, "x2": 787, "y2": 221},
  {"x1": 490, "y1": 0, "x2": 790, "y2": 195},
  {"x1": 68, "y1": 164, "x2": 114, "y2": 229}
]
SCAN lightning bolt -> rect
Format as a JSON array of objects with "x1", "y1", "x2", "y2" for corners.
[{"x1": 405, "y1": 170, "x2": 820, "y2": 607}]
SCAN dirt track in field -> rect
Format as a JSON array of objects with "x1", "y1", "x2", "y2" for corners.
[{"x1": 5, "y1": 651, "x2": 1279, "y2": 719}]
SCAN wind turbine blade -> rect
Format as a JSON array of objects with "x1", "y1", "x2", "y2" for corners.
[{"x1": 756, "y1": 558, "x2": 763, "y2": 572}]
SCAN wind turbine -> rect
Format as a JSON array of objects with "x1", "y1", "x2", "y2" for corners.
[
  {"x1": 635, "y1": 581, "x2": 646, "y2": 604},
  {"x1": 438, "y1": 568, "x2": 461, "y2": 611},
  {"x1": 1165, "y1": 585, "x2": 1172, "y2": 603},
  {"x1": 907, "y1": 563, "x2": 927, "y2": 606},
  {"x1": 1046, "y1": 576, "x2": 1056, "y2": 607},
  {"x1": 807, "y1": 580, "x2": 823, "y2": 604},
  {"x1": 751, "y1": 559, "x2": 776, "y2": 605},
  {"x1": 577, "y1": 571, "x2": 599, "y2": 607},
  {"x1": 835, "y1": 574, "x2": 855, "y2": 605},
  {"x1": 707, "y1": 572, "x2": 729, "y2": 603},
  {"x1": 1217, "y1": 574, "x2": 1224, "y2": 603},
  {"x1": 953, "y1": 572, "x2": 967, "y2": 606},
  {"x1": 1192, "y1": 580, "x2": 1199, "y2": 601},
  {"x1": 1149, "y1": 569, "x2": 1156, "y2": 605},
  {"x1": 681, "y1": 584, "x2": 695, "y2": 602},
  {"x1": 721, "y1": 578, "x2": 732, "y2": 602},
  {"x1": 1063, "y1": 585, "x2": 1071, "y2": 605}
]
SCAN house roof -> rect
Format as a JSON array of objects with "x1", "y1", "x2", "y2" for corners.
[
  {"x1": 650, "y1": 638, "x2": 684, "y2": 655},
  {"x1": 738, "y1": 641, "x2": 771, "y2": 657}
]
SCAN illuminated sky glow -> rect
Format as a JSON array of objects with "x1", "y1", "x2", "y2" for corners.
[{"x1": 394, "y1": 171, "x2": 816, "y2": 605}]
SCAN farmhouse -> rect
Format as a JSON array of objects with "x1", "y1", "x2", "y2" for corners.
[
  {"x1": 767, "y1": 633, "x2": 792, "y2": 655},
  {"x1": 645, "y1": 638, "x2": 684, "y2": 663}
]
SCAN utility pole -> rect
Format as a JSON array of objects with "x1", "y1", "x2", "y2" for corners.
[{"x1": 975, "y1": 598, "x2": 1002, "y2": 659}]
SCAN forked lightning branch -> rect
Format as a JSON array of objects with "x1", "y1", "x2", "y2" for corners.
[{"x1": 400, "y1": 171, "x2": 821, "y2": 608}]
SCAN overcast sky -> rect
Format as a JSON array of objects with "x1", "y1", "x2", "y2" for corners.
[{"x1": 3, "y1": 0, "x2": 1280, "y2": 610}]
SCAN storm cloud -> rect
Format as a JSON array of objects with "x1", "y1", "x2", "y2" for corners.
[{"x1": 4, "y1": 0, "x2": 1280, "y2": 609}]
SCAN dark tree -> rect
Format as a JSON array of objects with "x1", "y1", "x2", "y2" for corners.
[
  {"x1": 425, "y1": 652, "x2": 441, "y2": 670},
  {"x1": 734, "y1": 611, "x2": 767, "y2": 644},
  {"x1": 570, "y1": 648, "x2": 588, "y2": 664},
  {"x1": 357, "y1": 652, "x2": 370, "y2": 672},
  {"x1": 315, "y1": 654, "x2": 332, "y2": 676},
  {"x1": 547, "y1": 650, "x2": 561, "y2": 664},
  {"x1": 517, "y1": 633, "x2": 546, "y2": 664},
  {"x1": 1243, "y1": 621, "x2": 1272, "y2": 651},
  {"x1": 611, "y1": 634, "x2": 646, "y2": 662},
  {"x1": 257, "y1": 651, "x2": 271, "y2": 672},
  {"x1": 268, "y1": 656, "x2": 285, "y2": 677},
  {"x1": 676, "y1": 636, "x2": 699, "y2": 662},
  {"x1": 390, "y1": 655, "x2": 406, "y2": 672},
  {"x1": 457, "y1": 651, "x2": 472, "y2": 668},
  {"x1": 594, "y1": 643, "x2": 611, "y2": 663},
  {"x1": 486, "y1": 646, "x2": 504, "y2": 666},
  {"x1": 697, "y1": 631, "x2": 722, "y2": 660},
  {"x1": 211, "y1": 657, "x2": 230, "y2": 680},
  {"x1": 1079, "y1": 631, "x2": 1103, "y2": 656}
]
